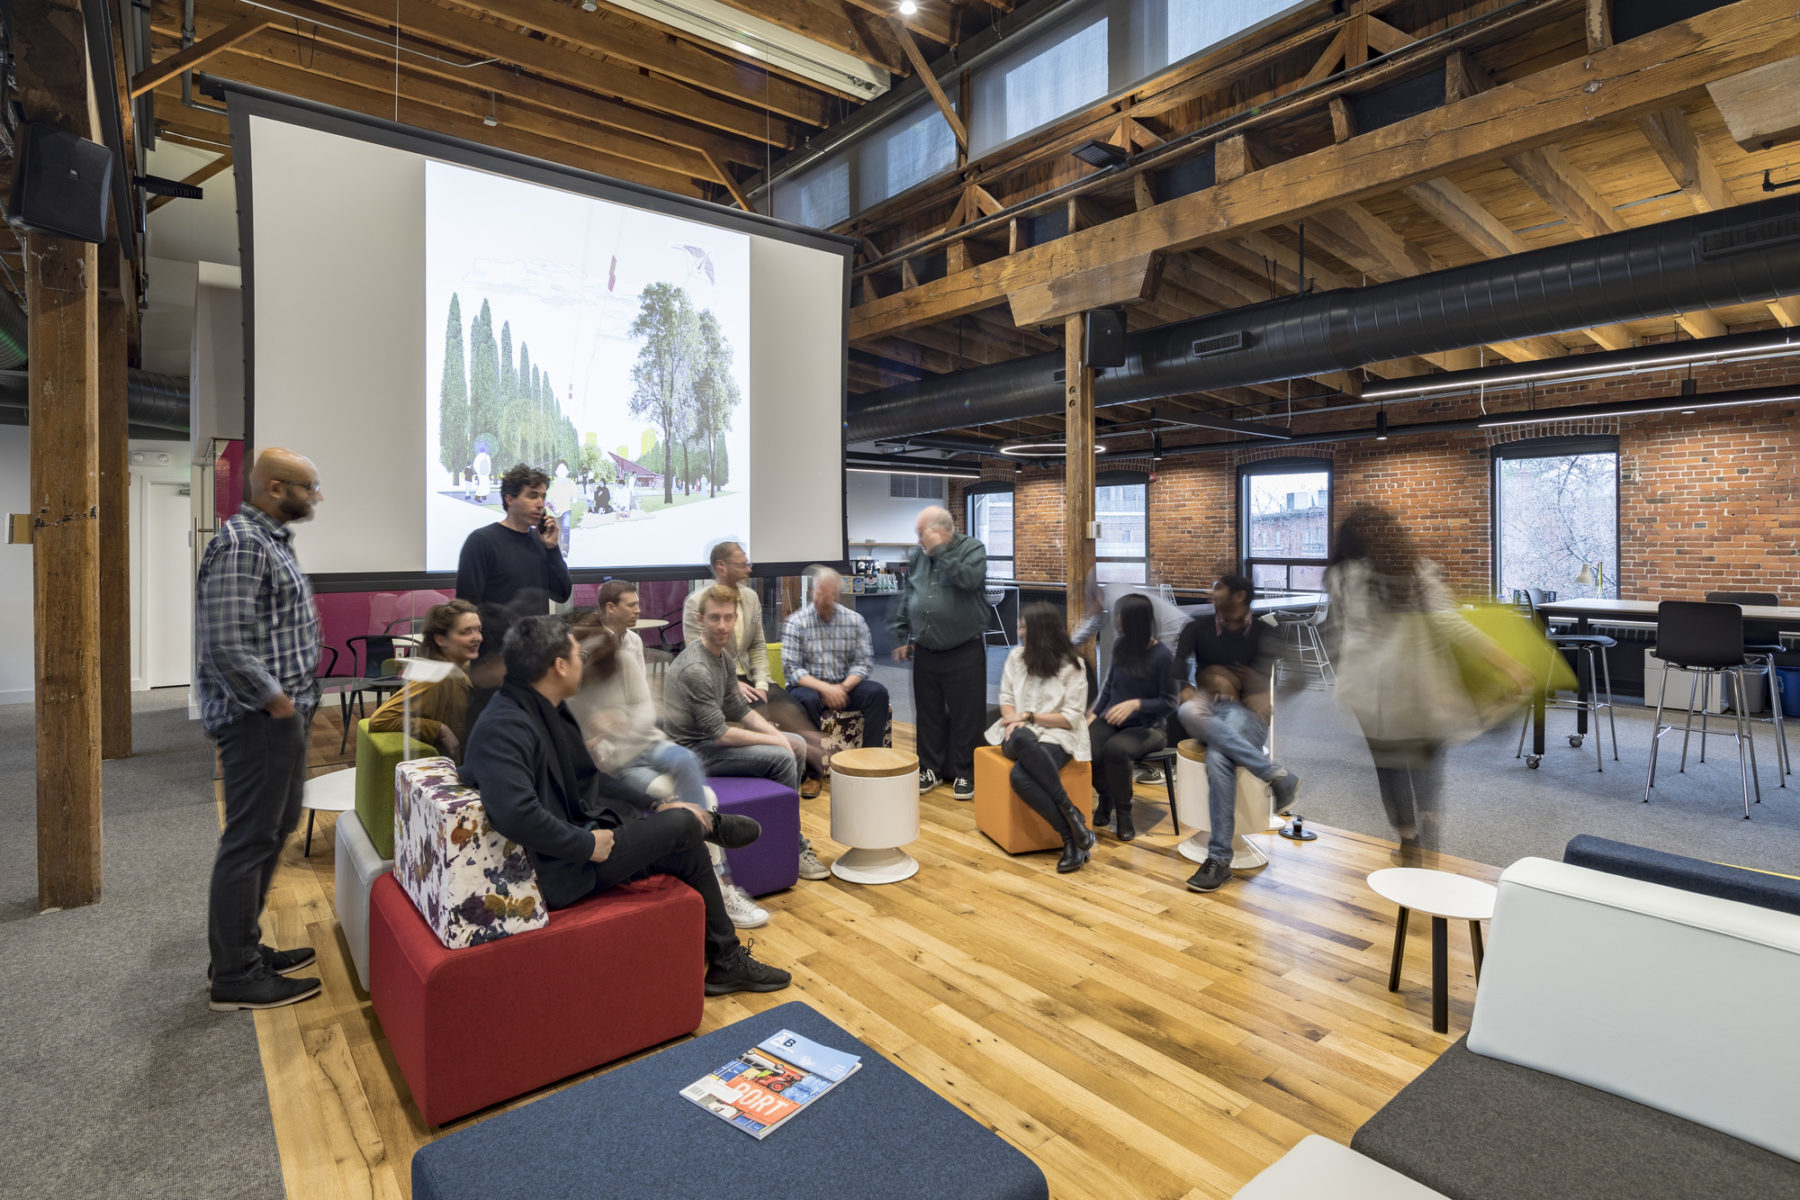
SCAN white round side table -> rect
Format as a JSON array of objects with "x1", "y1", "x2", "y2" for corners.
[
  {"x1": 300, "y1": 767, "x2": 357, "y2": 857},
  {"x1": 1172, "y1": 739, "x2": 1271, "y2": 870},
  {"x1": 1367, "y1": 867, "x2": 1498, "y2": 1034},
  {"x1": 829, "y1": 748, "x2": 921, "y2": 884}
]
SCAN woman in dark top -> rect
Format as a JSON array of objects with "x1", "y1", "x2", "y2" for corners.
[{"x1": 1087, "y1": 594, "x2": 1177, "y2": 840}]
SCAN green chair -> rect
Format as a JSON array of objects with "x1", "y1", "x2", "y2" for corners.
[
  {"x1": 767, "y1": 641, "x2": 786, "y2": 688},
  {"x1": 355, "y1": 719, "x2": 434, "y2": 861}
]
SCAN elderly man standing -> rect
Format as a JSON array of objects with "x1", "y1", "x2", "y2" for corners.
[
  {"x1": 892, "y1": 506, "x2": 988, "y2": 800},
  {"x1": 682, "y1": 540, "x2": 770, "y2": 705},
  {"x1": 195, "y1": 448, "x2": 325, "y2": 1011},
  {"x1": 782, "y1": 568, "x2": 891, "y2": 788}
]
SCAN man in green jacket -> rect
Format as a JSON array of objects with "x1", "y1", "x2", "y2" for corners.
[{"x1": 891, "y1": 506, "x2": 989, "y2": 800}]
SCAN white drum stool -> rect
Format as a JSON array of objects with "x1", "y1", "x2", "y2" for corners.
[
  {"x1": 829, "y1": 748, "x2": 921, "y2": 885},
  {"x1": 1172, "y1": 738, "x2": 1274, "y2": 870}
]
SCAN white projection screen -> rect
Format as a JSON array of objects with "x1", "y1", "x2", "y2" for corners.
[{"x1": 226, "y1": 83, "x2": 852, "y2": 582}]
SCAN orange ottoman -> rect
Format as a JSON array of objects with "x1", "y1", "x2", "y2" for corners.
[{"x1": 973, "y1": 744, "x2": 1093, "y2": 854}]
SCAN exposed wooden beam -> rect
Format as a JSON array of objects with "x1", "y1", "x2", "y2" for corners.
[
  {"x1": 1065, "y1": 312, "x2": 1095, "y2": 634},
  {"x1": 1364, "y1": 14, "x2": 1415, "y2": 55},
  {"x1": 131, "y1": 12, "x2": 272, "y2": 97},
  {"x1": 703, "y1": 151, "x2": 753, "y2": 211},
  {"x1": 889, "y1": 17, "x2": 966, "y2": 150},
  {"x1": 844, "y1": 0, "x2": 951, "y2": 47},
  {"x1": 146, "y1": 151, "x2": 232, "y2": 212},
  {"x1": 1213, "y1": 133, "x2": 1267, "y2": 184},
  {"x1": 701, "y1": 0, "x2": 908, "y2": 75},
  {"x1": 1585, "y1": 0, "x2": 1612, "y2": 53},
  {"x1": 1706, "y1": 54, "x2": 1800, "y2": 151},
  {"x1": 1637, "y1": 105, "x2": 1731, "y2": 212},
  {"x1": 1008, "y1": 254, "x2": 1161, "y2": 328},
  {"x1": 98, "y1": 242, "x2": 131, "y2": 760}
]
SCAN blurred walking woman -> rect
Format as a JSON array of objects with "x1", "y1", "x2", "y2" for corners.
[
  {"x1": 367, "y1": 600, "x2": 481, "y2": 763},
  {"x1": 986, "y1": 603, "x2": 1094, "y2": 872}
]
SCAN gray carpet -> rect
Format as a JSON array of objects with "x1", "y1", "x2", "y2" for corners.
[{"x1": 0, "y1": 689, "x2": 284, "y2": 1200}]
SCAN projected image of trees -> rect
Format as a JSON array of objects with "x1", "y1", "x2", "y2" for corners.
[
  {"x1": 627, "y1": 283, "x2": 740, "y2": 505},
  {"x1": 438, "y1": 293, "x2": 584, "y2": 483}
]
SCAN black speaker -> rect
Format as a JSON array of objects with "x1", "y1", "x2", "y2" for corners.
[
  {"x1": 1084, "y1": 307, "x2": 1126, "y2": 368},
  {"x1": 7, "y1": 124, "x2": 114, "y2": 244}
]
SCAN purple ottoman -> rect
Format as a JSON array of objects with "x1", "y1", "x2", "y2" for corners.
[{"x1": 708, "y1": 777, "x2": 800, "y2": 897}]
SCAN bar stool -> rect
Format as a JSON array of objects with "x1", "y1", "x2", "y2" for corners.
[
  {"x1": 1274, "y1": 599, "x2": 1334, "y2": 687},
  {"x1": 982, "y1": 587, "x2": 1012, "y2": 646},
  {"x1": 1515, "y1": 589, "x2": 1617, "y2": 771},
  {"x1": 1706, "y1": 591, "x2": 1790, "y2": 787},
  {"x1": 1644, "y1": 601, "x2": 1761, "y2": 818}
]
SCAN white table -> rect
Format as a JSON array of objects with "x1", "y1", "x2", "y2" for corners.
[
  {"x1": 1367, "y1": 867, "x2": 1497, "y2": 1034},
  {"x1": 829, "y1": 748, "x2": 920, "y2": 884},
  {"x1": 301, "y1": 767, "x2": 357, "y2": 857}
]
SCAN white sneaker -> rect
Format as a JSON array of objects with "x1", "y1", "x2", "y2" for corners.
[
  {"x1": 721, "y1": 882, "x2": 769, "y2": 929},
  {"x1": 797, "y1": 836, "x2": 831, "y2": 881}
]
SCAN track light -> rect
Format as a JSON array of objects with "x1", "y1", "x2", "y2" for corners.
[
  {"x1": 1375, "y1": 410, "x2": 1388, "y2": 440},
  {"x1": 1475, "y1": 388, "x2": 1799, "y2": 428},
  {"x1": 483, "y1": 93, "x2": 499, "y2": 127}
]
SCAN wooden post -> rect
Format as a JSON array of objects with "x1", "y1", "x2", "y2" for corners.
[
  {"x1": 1063, "y1": 313, "x2": 1096, "y2": 637},
  {"x1": 99, "y1": 241, "x2": 132, "y2": 759},
  {"x1": 18, "y1": 0, "x2": 104, "y2": 910}
]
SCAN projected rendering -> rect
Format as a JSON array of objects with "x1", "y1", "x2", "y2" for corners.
[{"x1": 424, "y1": 160, "x2": 751, "y2": 570}]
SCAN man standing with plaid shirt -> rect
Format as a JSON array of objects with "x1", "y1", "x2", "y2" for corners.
[
  {"x1": 782, "y1": 568, "x2": 890, "y2": 787},
  {"x1": 195, "y1": 448, "x2": 325, "y2": 1011}
]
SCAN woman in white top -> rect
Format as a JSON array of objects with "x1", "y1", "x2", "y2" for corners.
[{"x1": 986, "y1": 603, "x2": 1096, "y2": 873}]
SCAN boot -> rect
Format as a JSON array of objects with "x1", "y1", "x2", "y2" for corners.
[
  {"x1": 1053, "y1": 794, "x2": 1096, "y2": 873},
  {"x1": 1091, "y1": 794, "x2": 1113, "y2": 833},
  {"x1": 1114, "y1": 795, "x2": 1137, "y2": 842},
  {"x1": 1056, "y1": 830, "x2": 1090, "y2": 873}
]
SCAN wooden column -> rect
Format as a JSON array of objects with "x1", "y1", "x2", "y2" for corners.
[
  {"x1": 1063, "y1": 313, "x2": 1096, "y2": 634},
  {"x1": 19, "y1": 0, "x2": 104, "y2": 910},
  {"x1": 99, "y1": 241, "x2": 132, "y2": 759}
]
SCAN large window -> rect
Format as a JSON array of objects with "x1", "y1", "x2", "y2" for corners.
[
  {"x1": 1493, "y1": 438, "x2": 1619, "y2": 601},
  {"x1": 1240, "y1": 459, "x2": 1332, "y2": 593},
  {"x1": 1096, "y1": 471, "x2": 1148, "y2": 583},
  {"x1": 966, "y1": 482, "x2": 1015, "y2": 578}
]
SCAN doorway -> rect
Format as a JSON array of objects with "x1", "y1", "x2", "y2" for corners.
[{"x1": 144, "y1": 480, "x2": 193, "y2": 688}]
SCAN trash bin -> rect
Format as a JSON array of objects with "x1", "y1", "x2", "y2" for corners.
[
  {"x1": 1780, "y1": 668, "x2": 1800, "y2": 718},
  {"x1": 1724, "y1": 671, "x2": 1768, "y2": 715}
]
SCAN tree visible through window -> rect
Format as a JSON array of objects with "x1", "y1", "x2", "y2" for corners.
[{"x1": 1495, "y1": 442, "x2": 1618, "y2": 600}]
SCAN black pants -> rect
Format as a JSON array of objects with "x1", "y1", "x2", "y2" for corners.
[
  {"x1": 1002, "y1": 726, "x2": 1073, "y2": 836},
  {"x1": 579, "y1": 807, "x2": 737, "y2": 964},
  {"x1": 787, "y1": 680, "x2": 891, "y2": 751},
  {"x1": 1088, "y1": 718, "x2": 1166, "y2": 807},
  {"x1": 914, "y1": 637, "x2": 986, "y2": 780},
  {"x1": 209, "y1": 709, "x2": 312, "y2": 982},
  {"x1": 1363, "y1": 735, "x2": 1445, "y2": 850}
]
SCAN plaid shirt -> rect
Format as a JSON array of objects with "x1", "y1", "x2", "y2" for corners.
[
  {"x1": 195, "y1": 504, "x2": 321, "y2": 734},
  {"x1": 781, "y1": 603, "x2": 873, "y2": 687}
]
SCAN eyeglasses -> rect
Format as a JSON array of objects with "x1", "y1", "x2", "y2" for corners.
[{"x1": 276, "y1": 479, "x2": 323, "y2": 496}]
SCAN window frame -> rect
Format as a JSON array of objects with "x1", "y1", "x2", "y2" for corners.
[
  {"x1": 1489, "y1": 434, "x2": 1622, "y2": 602},
  {"x1": 964, "y1": 480, "x2": 1016, "y2": 579},
  {"x1": 1236, "y1": 456, "x2": 1335, "y2": 595}
]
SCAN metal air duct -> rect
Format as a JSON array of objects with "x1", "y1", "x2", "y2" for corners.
[{"x1": 0, "y1": 370, "x2": 191, "y2": 434}]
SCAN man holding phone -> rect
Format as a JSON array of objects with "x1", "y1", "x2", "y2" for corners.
[{"x1": 457, "y1": 463, "x2": 573, "y2": 718}]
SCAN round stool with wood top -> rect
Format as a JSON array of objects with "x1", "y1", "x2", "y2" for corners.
[
  {"x1": 1172, "y1": 738, "x2": 1272, "y2": 870},
  {"x1": 829, "y1": 747, "x2": 921, "y2": 884}
]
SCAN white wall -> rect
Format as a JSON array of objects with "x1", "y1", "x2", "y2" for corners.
[
  {"x1": 190, "y1": 263, "x2": 244, "y2": 462},
  {"x1": 141, "y1": 256, "x2": 198, "y2": 378},
  {"x1": 0, "y1": 426, "x2": 31, "y2": 704},
  {"x1": 127, "y1": 439, "x2": 197, "y2": 691},
  {"x1": 845, "y1": 470, "x2": 949, "y2": 557}
]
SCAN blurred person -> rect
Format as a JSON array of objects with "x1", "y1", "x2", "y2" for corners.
[
  {"x1": 683, "y1": 540, "x2": 771, "y2": 707},
  {"x1": 196, "y1": 447, "x2": 325, "y2": 1011},
  {"x1": 460, "y1": 616, "x2": 788, "y2": 995},
  {"x1": 366, "y1": 600, "x2": 481, "y2": 763},
  {"x1": 1326, "y1": 507, "x2": 1533, "y2": 863},
  {"x1": 667, "y1": 586, "x2": 830, "y2": 882},
  {"x1": 547, "y1": 460, "x2": 578, "y2": 555},
  {"x1": 1171, "y1": 574, "x2": 1274, "y2": 724},
  {"x1": 782, "y1": 567, "x2": 891, "y2": 795},
  {"x1": 892, "y1": 505, "x2": 989, "y2": 800},
  {"x1": 568, "y1": 585, "x2": 769, "y2": 928},
  {"x1": 456, "y1": 463, "x2": 573, "y2": 721},
  {"x1": 987, "y1": 604, "x2": 1095, "y2": 873},
  {"x1": 1086, "y1": 594, "x2": 1177, "y2": 841}
]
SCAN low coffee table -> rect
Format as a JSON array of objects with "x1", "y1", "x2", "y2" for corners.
[
  {"x1": 410, "y1": 1000, "x2": 1048, "y2": 1200},
  {"x1": 1367, "y1": 867, "x2": 1497, "y2": 1034},
  {"x1": 300, "y1": 767, "x2": 356, "y2": 857}
]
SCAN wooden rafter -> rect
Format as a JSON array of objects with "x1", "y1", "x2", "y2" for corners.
[
  {"x1": 146, "y1": 152, "x2": 232, "y2": 212},
  {"x1": 888, "y1": 17, "x2": 965, "y2": 150},
  {"x1": 131, "y1": 12, "x2": 272, "y2": 97}
]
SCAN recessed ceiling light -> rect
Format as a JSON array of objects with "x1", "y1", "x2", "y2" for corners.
[{"x1": 898, "y1": 1, "x2": 919, "y2": 14}]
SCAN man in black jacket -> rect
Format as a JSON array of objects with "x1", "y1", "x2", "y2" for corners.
[{"x1": 460, "y1": 615, "x2": 789, "y2": 996}]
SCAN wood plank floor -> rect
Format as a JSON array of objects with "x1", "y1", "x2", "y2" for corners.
[{"x1": 240, "y1": 711, "x2": 1498, "y2": 1200}]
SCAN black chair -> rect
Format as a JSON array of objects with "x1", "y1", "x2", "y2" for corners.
[
  {"x1": 1516, "y1": 588, "x2": 1618, "y2": 771},
  {"x1": 337, "y1": 634, "x2": 405, "y2": 754},
  {"x1": 1134, "y1": 745, "x2": 1181, "y2": 835},
  {"x1": 1706, "y1": 591, "x2": 1790, "y2": 787},
  {"x1": 1644, "y1": 601, "x2": 1761, "y2": 818}
]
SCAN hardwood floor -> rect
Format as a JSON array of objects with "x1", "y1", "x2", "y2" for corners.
[{"x1": 244, "y1": 711, "x2": 1497, "y2": 1200}]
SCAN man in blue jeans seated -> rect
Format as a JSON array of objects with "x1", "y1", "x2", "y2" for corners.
[
  {"x1": 460, "y1": 614, "x2": 790, "y2": 996},
  {"x1": 1177, "y1": 691, "x2": 1300, "y2": 894},
  {"x1": 782, "y1": 568, "x2": 891, "y2": 793}
]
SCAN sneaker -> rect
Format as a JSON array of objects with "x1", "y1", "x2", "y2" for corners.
[
  {"x1": 918, "y1": 768, "x2": 940, "y2": 794},
  {"x1": 1133, "y1": 765, "x2": 1166, "y2": 785},
  {"x1": 1185, "y1": 858, "x2": 1232, "y2": 893},
  {"x1": 952, "y1": 776, "x2": 974, "y2": 801},
  {"x1": 1269, "y1": 769, "x2": 1301, "y2": 815},
  {"x1": 704, "y1": 812, "x2": 762, "y2": 850},
  {"x1": 704, "y1": 944, "x2": 792, "y2": 996},
  {"x1": 209, "y1": 962, "x2": 322, "y2": 1011},
  {"x1": 720, "y1": 883, "x2": 769, "y2": 929},
  {"x1": 797, "y1": 836, "x2": 831, "y2": 881}
]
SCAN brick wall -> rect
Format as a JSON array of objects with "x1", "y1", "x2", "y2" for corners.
[{"x1": 947, "y1": 355, "x2": 1800, "y2": 600}]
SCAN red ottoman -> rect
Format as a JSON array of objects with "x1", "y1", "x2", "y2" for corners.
[{"x1": 369, "y1": 873, "x2": 705, "y2": 1126}]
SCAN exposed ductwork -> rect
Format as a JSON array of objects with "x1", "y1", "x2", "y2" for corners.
[
  {"x1": 846, "y1": 194, "x2": 1800, "y2": 445},
  {"x1": 0, "y1": 288, "x2": 26, "y2": 371},
  {"x1": 0, "y1": 370, "x2": 191, "y2": 435}
]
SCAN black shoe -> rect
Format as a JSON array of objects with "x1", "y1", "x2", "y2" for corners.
[
  {"x1": 1269, "y1": 769, "x2": 1301, "y2": 815},
  {"x1": 704, "y1": 944, "x2": 792, "y2": 996},
  {"x1": 209, "y1": 963, "x2": 322, "y2": 1011},
  {"x1": 262, "y1": 944, "x2": 317, "y2": 974},
  {"x1": 1056, "y1": 834, "x2": 1089, "y2": 873},
  {"x1": 1091, "y1": 797, "x2": 1113, "y2": 830},
  {"x1": 1185, "y1": 858, "x2": 1232, "y2": 893},
  {"x1": 952, "y1": 776, "x2": 974, "y2": 801},
  {"x1": 1115, "y1": 800, "x2": 1137, "y2": 842},
  {"x1": 705, "y1": 812, "x2": 762, "y2": 850},
  {"x1": 918, "y1": 768, "x2": 940, "y2": 794}
]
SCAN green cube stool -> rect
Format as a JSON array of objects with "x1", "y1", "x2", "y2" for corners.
[{"x1": 355, "y1": 719, "x2": 434, "y2": 861}]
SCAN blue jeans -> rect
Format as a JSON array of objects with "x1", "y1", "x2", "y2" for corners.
[
  {"x1": 1179, "y1": 698, "x2": 1277, "y2": 865},
  {"x1": 614, "y1": 739, "x2": 708, "y2": 809}
]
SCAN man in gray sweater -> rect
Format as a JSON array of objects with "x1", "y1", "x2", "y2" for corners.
[
  {"x1": 665, "y1": 584, "x2": 829, "y2": 880},
  {"x1": 892, "y1": 505, "x2": 989, "y2": 800}
]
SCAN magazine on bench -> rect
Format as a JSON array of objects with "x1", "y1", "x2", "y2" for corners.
[{"x1": 680, "y1": 1029, "x2": 862, "y2": 1139}]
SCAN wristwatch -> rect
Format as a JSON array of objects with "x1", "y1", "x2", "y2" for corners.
[{"x1": 1023, "y1": 711, "x2": 1035, "y2": 725}]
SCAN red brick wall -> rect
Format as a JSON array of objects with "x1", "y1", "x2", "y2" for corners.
[{"x1": 946, "y1": 355, "x2": 1800, "y2": 600}]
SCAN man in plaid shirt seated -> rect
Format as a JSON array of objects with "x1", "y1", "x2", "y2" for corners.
[{"x1": 781, "y1": 568, "x2": 890, "y2": 794}]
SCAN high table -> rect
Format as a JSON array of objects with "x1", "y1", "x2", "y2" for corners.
[{"x1": 1525, "y1": 598, "x2": 1800, "y2": 764}]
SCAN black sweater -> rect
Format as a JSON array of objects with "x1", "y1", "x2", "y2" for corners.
[
  {"x1": 1171, "y1": 613, "x2": 1270, "y2": 691},
  {"x1": 455, "y1": 522, "x2": 573, "y2": 651}
]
